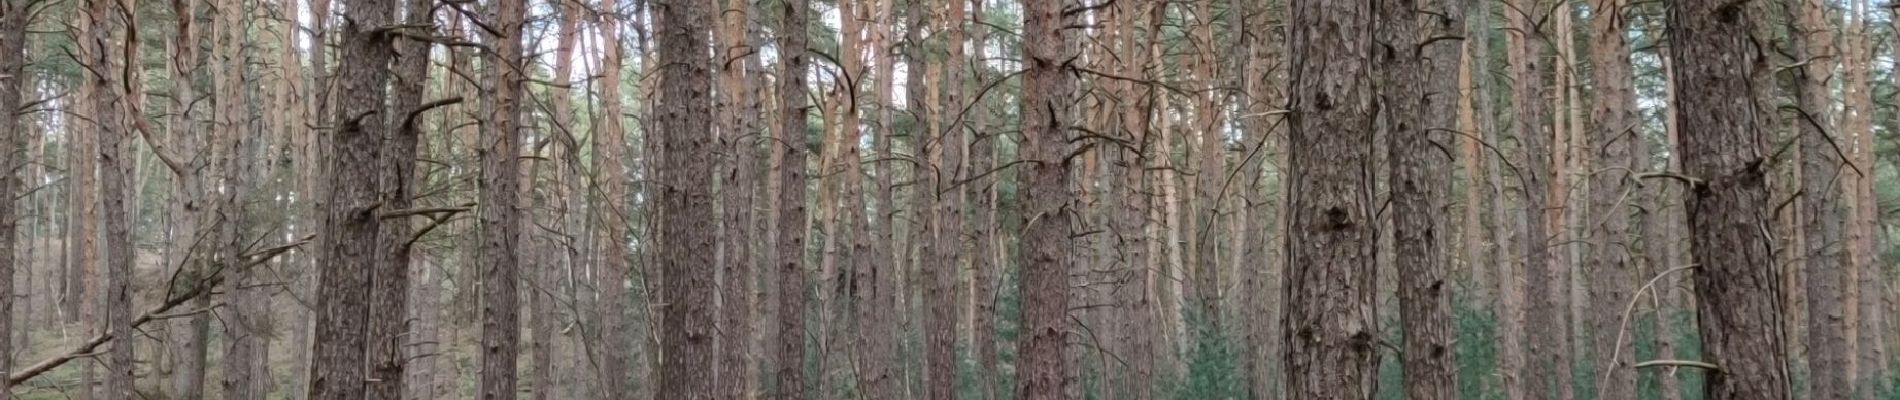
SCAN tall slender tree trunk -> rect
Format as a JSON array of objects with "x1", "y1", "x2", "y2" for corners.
[
  {"x1": 305, "y1": 0, "x2": 395, "y2": 394},
  {"x1": 293, "y1": 0, "x2": 335, "y2": 394},
  {"x1": 1117, "y1": 1, "x2": 1159, "y2": 395},
  {"x1": 1505, "y1": 0, "x2": 1561, "y2": 397},
  {"x1": 1468, "y1": 0, "x2": 1519, "y2": 397},
  {"x1": 213, "y1": 0, "x2": 265, "y2": 394},
  {"x1": 1668, "y1": 1, "x2": 1794, "y2": 397},
  {"x1": 67, "y1": 13, "x2": 101, "y2": 399},
  {"x1": 164, "y1": 0, "x2": 212, "y2": 393},
  {"x1": 594, "y1": 0, "x2": 634, "y2": 394},
  {"x1": 1283, "y1": 1, "x2": 1378, "y2": 398},
  {"x1": 716, "y1": 0, "x2": 759, "y2": 396},
  {"x1": 526, "y1": 2, "x2": 579, "y2": 398},
  {"x1": 1390, "y1": 0, "x2": 1462, "y2": 397},
  {"x1": 0, "y1": 0, "x2": 26, "y2": 397},
  {"x1": 1457, "y1": 22, "x2": 1488, "y2": 315},
  {"x1": 1149, "y1": 1, "x2": 1187, "y2": 362},
  {"x1": 1839, "y1": 1, "x2": 1886, "y2": 394},
  {"x1": 1788, "y1": 0, "x2": 1851, "y2": 398},
  {"x1": 1019, "y1": 0, "x2": 1077, "y2": 397},
  {"x1": 1586, "y1": 1, "x2": 1639, "y2": 398},
  {"x1": 1242, "y1": 1, "x2": 1284, "y2": 398},
  {"x1": 925, "y1": 0, "x2": 966, "y2": 396},
  {"x1": 1188, "y1": 0, "x2": 1224, "y2": 329},
  {"x1": 1654, "y1": 37, "x2": 1684, "y2": 400},
  {"x1": 655, "y1": 0, "x2": 716, "y2": 396},
  {"x1": 772, "y1": 0, "x2": 810, "y2": 397},
  {"x1": 83, "y1": 0, "x2": 136, "y2": 393},
  {"x1": 478, "y1": 0, "x2": 526, "y2": 396},
  {"x1": 363, "y1": 0, "x2": 436, "y2": 396}
]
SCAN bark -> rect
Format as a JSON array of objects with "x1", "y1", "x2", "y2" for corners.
[
  {"x1": 925, "y1": 0, "x2": 967, "y2": 396},
  {"x1": 528, "y1": 1, "x2": 578, "y2": 397},
  {"x1": 1283, "y1": 0, "x2": 1378, "y2": 398},
  {"x1": 1550, "y1": 7, "x2": 1579, "y2": 399},
  {"x1": 716, "y1": 0, "x2": 759, "y2": 396},
  {"x1": 1655, "y1": 37, "x2": 1683, "y2": 400},
  {"x1": 163, "y1": 0, "x2": 212, "y2": 394},
  {"x1": 1188, "y1": 0, "x2": 1224, "y2": 329},
  {"x1": 1150, "y1": 1, "x2": 1187, "y2": 363},
  {"x1": 408, "y1": 255, "x2": 444, "y2": 400},
  {"x1": 872, "y1": 3, "x2": 906, "y2": 396},
  {"x1": 305, "y1": 0, "x2": 396, "y2": 394},
  {"x1": 1586, "y1": 1, "x2": 1638, "y2": 399},
  {"x1": 478, "y1": 0, "x2": 526, "y2": 396},
  {"x1": 1018, "y1": 0, "x2": 1078, "y2": 398},
  {"x1": 1241, "y1": 0, "x2": 1284, "y2": 398},
  {"x1": 362, "y1": 0, "x2": 435, "y2": 397},
  {"x1": 67, "y1": 13, "x2": 101, "y2": 399},
  {"x1": 213, "y1": 0, "x2": 266, "y2": 394},
  {"x1": 655, "y1": 0, "x2": 717, "y2": 396},
  {"x1": 1469, "y1": 0, "x2": 1520, "y2": 396},
  {"x1": 1390, "y1": 0, "x2": 1461, "y2": 397},
  {"x1": 1505, "y1": 0, "x2": 1561, "y2": 397},
  {"x1": 1788, "y1": 0, "x2": 1851, "y2": 398},
  {"x1": 772, "y1": 0, "x2": 810, "y2": 397},
  {"x1": 1668, "y1": 1, "x2": 1795, "y2": 397},
  {"x1": 1840, "y1": 1, "x2": 1886, "y2": 394},
  {"x1": 869, "y1": 0, "x2": 910, "y2": 395},
  {"x1": 964, "y1": 0, "x2": 1002, "y2": 396},
  {"x1": 83, "y1": 0, "x2": 136, "y2": 393},
  {"x1": 292, "y1": 0, "x2": 335, "y2": 394},
  {"x1": 1117, "y1": 0, "x2": 1159, "y2": 395},
  {"x1": 0, "y1": 0, "x2": 24, "y2": 397},
  {"x1": 595, "y1": 0, "x2": 634, "y2": 394},
  {"x1": 813, "y1": 71, "x2": 842, "y2": 395},
  {"x1": 1457, "y1": 20, "x2": 1488, "y2": 314}
]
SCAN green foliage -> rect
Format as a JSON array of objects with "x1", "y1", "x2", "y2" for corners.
[
  {"x1": 1169, "y1": 309, "x2": 1244, "y2": 400},
  {"x1": 1455, "y1": 300, "x2": 1501, "y2": 400}
]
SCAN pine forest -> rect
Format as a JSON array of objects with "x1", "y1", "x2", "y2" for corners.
[{"x1": 0, "y1": 0, "x2": 1896, "y2": 399}]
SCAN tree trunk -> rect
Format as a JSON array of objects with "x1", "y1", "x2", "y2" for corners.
[
  {"x1": 925, "y1": 0, "x2": 965, "y2": 396},
  {"x1": 164, "y1": 0, "x2": 211, "y2": 394},
  {"x1": 305, "y1": 0, "x2": 396, "y2": 394},
  {"x1": 213, "y1": 0, "x2": 264, "y2": 393},
  {"x1": 1505, "y1": 0, "x2": 1560, "y2": 397},
  {"x1": 363, "y1": 0, "x2": 435, "y2": 397},
  {"x1": 1840, "y1": 1, "x2": 1886, "y2": 394},
  {"x1": 1586, "y1": 1, "x2": 1639, "y2": 399},
  {"x1": 716, "y1": 0, "x2": 759, "y2": 396},
  {"x1": 1654, "y1": 35, "x2": 1684, "y2": 400},
  {"x1": 1018, "y1": 0, "x2": 1076, "y2": 398},
  {"x1": 594, "y1": 0, "x2": 634, "y2": 394},
  {"x1": 1389, "y1": 0, "x2": 1461, "y2": 397},
  {"x1": 1188, "y1": 0, "x2": 1224, "y2": 330},
  {"x1": 1283, "y1": 1, "x2": 1378, "y2": 398},
  {"x1": 293, "y1": 0, "x2": 336, "y2": 395},
  {"x1": 478, "y1": 0, "x2": 526, "y2": 396},
  {"x1": 771, "y1": 0, "x2": 810, "y2": 396},
  {"x1": 1241, "y1": 1, "x2": 1284, "y2": 398},
  {"x1": 1668, "y1": 1, "x2": 1794, "y2": 397},
  {"x1": 67, "y1": 13, "x2": 101, "y2": 399},
  {"x1": 0, "y1": 0, "x2": 25, "y2": 397},
  {"x1": 1117, "y1": 1, "x2": 1159, "y2": 395},
  {"x1": 655, "y1": 0, "x2": 716, "y2": 396},
  {"x1": 84, "y1": 0, "x2": 136, "y2": 393},
  {"x1": 1787, "y1": 0, "x2": 1851, "y2": 398},
  {"x1": 1149, "y1": 2, "x2": 1187, "y2": 363}
]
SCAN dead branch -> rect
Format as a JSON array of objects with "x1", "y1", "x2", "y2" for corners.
[
  {"x1": 1597, "y1": 264, "x2": 1700, "y2": 393},
  {"x1": 8, "y1": 235, "x2": 311, "y2": 387},
  {"x1": 379, "y1": 202, "x2": 476, "y2": 219},
  {"x1": 1634, "y1": 360, "x2": 1720, "y2": 371}
]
